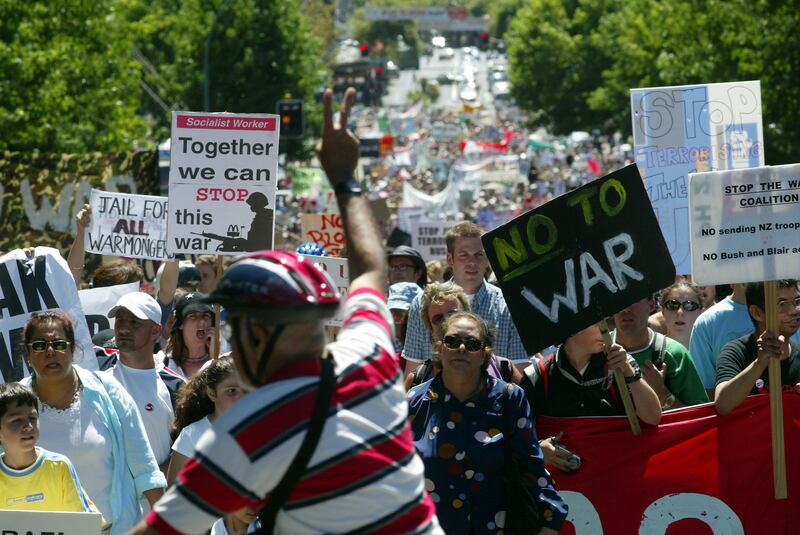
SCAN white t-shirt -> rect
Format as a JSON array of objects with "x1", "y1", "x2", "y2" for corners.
[
  {"x1": 38, "y1": 391, "x2": 115, "y2": 523},
  {"x1": 210, "y1": 518, "x2": 231, "y2": 535},
  {"x1": 107, "y1": 362, "x2": 174, "y2": 465},
  {"x1": 172, "y1": 417, "x2": 212, "y2": 458}
]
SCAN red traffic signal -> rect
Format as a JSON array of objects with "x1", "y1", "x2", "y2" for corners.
[
  {"x1": 359, "y1": 43, "x2": 369, "y2": 57},
  {"x1": 480, "y1": 31, "x2": 489, "y2": 41},
  {"x1": 375, "y1": 66, "x2": 383, "y2": 74}
]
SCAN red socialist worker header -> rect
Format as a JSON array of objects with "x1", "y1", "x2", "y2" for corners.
[{"x1": 176, "y1": 114, "x2": 277, "y2": 131}]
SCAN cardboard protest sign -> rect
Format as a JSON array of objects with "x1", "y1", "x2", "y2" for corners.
[
  {"x1": 410, "y1": 220, "x2": 457, "y2": 262},
  {"x1": 0, "y1": 248, "x2": 97, "y2": 383},
  {"x1": 689, "y1": 164, "x2": 800, "y2": 284},
  {"x1": 631, "y1": 81, "x2": 764, "y2": 275},
  {"x1": 482, "y1": 164, "x2": 676, "y2": 354},
  {"x1": 536, "y1": 393, "x2": 800, "y2": 534},
  {"x1": 78, "y1": 281, "x2": 139, "y2": 337},
  {"x1": 300, "y1": 254, "x2": 348, "y2": 327},
  {"x1": 3, "y1": 510, "x2": 103, "y2": 534},
  {"x1": 168, "y1": 112, "x2": 279, "y2": 255},
  {"x1": 301, "y1": 213, "x2": 345, "y2": 256},
  {"x1": 86, "y1": 189, "x2": 172, "y2": 261}
]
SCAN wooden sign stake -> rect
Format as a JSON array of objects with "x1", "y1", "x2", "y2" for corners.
[
  {"x1": 213, "y1": 255, "x2": 223, "y2": 359},
  {"x1": 764, "y1": 280, "x2": 787, "y2": 499},
  {"x1": 599, "y1": 319, "x2": 641, "y2": 436}
]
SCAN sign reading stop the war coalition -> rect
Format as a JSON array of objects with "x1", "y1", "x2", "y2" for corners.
[{"x1": 168, "y1": 112, "x2": 279, "y2": 256}]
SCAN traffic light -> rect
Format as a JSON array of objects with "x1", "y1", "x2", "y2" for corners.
[
  {"x1": 360, "y1": 43, "x2": 369, "y2": 57},
  {"x1": 479, "y1": 31, "x2": 489, "y2": 50},
  {"x1": 277, "y1": 99, "x2": 304, "y2": 139}
]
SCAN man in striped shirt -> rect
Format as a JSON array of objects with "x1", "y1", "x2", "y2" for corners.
[{"x1": 128, "y1": 87, "x2": 440, "y2": 535}]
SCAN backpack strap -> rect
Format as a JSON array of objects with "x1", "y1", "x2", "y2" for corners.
[
  {"x1": 652, "y1": 332, "x2": 667, "y2": 368},
  {"x1": 539, "y1": 355, "x2": 551, "y2": 397},
  {"x1": 499, "y1": 357, "x2": 514, "y2": 382},
  {"x1": 255, "y1": 356, "x2": 336, "y2": 532},
  {"x1": 412, "y1": 361, "x2": 432, "y2": 387}
]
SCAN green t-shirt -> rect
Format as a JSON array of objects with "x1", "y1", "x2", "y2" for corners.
[{"x1": 626, "y1": 332, "x2": 709, "y2": 406}]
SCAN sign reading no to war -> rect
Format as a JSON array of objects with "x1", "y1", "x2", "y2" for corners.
[
  {"x1": 168, "y1": 112, "x2": 279, "y2": 255},
  {"x1": 689, "y1": 164, "x2": 800, "y2": 285},
  {"x1": 86, "y1": 189, "x2": 172, "y2": 261},
  {"x1": 631, "y1": 81, "x2": 764, "y2": 275},
  {"x1": 482, "y1": 164, "x2": 675, "y2": 354}
]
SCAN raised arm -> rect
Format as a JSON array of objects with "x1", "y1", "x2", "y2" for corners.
[
  {"x1": 67, "y1": 204, "x2": 91, "y2": 287},
  {"x1": 317, "y1": 87, "x2": 385, "y2": 295}
]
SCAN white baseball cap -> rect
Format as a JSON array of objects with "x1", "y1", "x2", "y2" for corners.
[{"x1": 108, "y1": 292, "x2": 162, "y2": 325}]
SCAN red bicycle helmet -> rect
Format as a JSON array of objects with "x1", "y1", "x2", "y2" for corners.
[{"x1": 201, "y1": 250, "x2": 340, "y2": 324}]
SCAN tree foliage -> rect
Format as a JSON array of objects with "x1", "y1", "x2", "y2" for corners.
[
  {"x1": 0, "y1": 1, "x2": 150, "y2": 152},
  {"x1": 506, "y1": 0, "x2": 800, "y2": 163}
]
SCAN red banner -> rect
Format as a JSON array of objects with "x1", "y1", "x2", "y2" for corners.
[{"x1": 536, "y1": 392, "x2": 800, "y2": 534}]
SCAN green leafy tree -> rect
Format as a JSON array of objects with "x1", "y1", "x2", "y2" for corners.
[
  {"x1": 0, "y1": 1, "x2": 150, "y2": 152},
  {"x1": 126, "y1": 0, "x2": 327, "y2": 159}
]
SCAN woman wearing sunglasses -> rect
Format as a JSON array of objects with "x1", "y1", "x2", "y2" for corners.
[
  {"x1": 20, "y1": 310, "x2": 166, "y2": 534},
  {"x1": 661, "y1": 281, "x2": 705, "y2": 350},
  {"x1": 407, "y1": 312, "x2": 567, "y2": 534}
]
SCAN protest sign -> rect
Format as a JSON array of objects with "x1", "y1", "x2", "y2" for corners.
[
  {"x1": 78, "y1": 281, "x2": 140, "y2": 337},
  {"x1": 482, "y1": 164, "x2": 675, "y2": 354},
  {"x1": 410, "y1": 220, "x2": 457, "y2": 262},
  {"x1": 2, "y1": 510, "x2": 103, "y2": 534},
  {"x1": 0, "y1": 248, "x2": 97, "y2": 384},
  {"x1": 300, "y1": 254, "x2": 348, "y2": 327},
  {"x1": 86, "y1": 189, "x2": 172, "y2": 261},
  {"x1": 301, "y1": 213, "x2": 345, "y2": 256},
  {"x1": 631, "y1": 81, "x2": 764, "y2": 275},
  {"x1": 536, "y1": 393, "x2": 800, "y2": 534},
  {"x1": 168, "y1": 112, "x2": 279, "y2": 255},
  {"x1": 689, "y1": 164, "x2": 800, "y2": 285}
]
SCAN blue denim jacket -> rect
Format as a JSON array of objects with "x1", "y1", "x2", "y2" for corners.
[{"x1": 24, "y1": 365, "x2": 166, "y2": 534}]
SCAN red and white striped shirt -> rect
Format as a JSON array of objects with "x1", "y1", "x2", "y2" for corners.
[{"x1": 146, "y1": 288, "x2": 441, "y2": 534}]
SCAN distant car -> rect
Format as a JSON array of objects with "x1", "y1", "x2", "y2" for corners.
[
  {"x1": 491, "y1": 81, "x2": 510, "y2": 96},
  {"x1": 437, "y1": 72, "x2": 464, "y2": 85},
  {"x1": 439, "y1": 47, "x2": 455, "y2": 60},
  {"x1": 385, "y1": 61, "x2": 400, "y2": 79},
  {"x1": 432, "y1": 36, "x2": 446, "y2": 48},
  {"x1": 459, "y1": 84, "x2": 478, "y2": 102}
]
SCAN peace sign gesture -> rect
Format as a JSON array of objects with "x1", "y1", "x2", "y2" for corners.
[{"x1": 317, "y1": 87, "x2": 359, "y2": 185}]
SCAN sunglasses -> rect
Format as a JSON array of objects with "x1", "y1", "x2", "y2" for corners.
[
  {"x1": 663, "y1": 300, "x2": 701, "y2": 312},
  {"x1": 442, "y1": 335, "x2": 483, "y2": 352},
  {"x1": 28, "y1": 339, "x2": 71, "y2": 353},
  {"x1": 388, "y1": 264, "x2": 416, "y2": 273}
]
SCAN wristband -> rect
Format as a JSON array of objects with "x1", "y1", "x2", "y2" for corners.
[
  {"x1": 624, "y1": 369, "x2": 642, "y2": 384},
  {"x1": 334, "y1": 177, "x2": 363, "y2": 196}
]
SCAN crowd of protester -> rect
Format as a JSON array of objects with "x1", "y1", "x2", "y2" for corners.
[{"x1": 2, "y1": 87, "x2": 799, "y2": 535}]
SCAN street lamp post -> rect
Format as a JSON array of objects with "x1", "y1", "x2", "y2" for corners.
[{"x1": 203, "y1": 0, "x2": 233, "y2": 112}]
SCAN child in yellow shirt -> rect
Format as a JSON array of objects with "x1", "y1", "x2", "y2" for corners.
[{"x1": 0, "y1": 382, "x2": 97, "y2": 514}]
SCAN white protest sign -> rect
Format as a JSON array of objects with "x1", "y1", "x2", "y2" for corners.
[
  {"x1": 689, "y1": 163, "x2": 800, "y2": 285},
  {"x1": 300, "y1": 213, "x2": 345, "y2": 256},
  {"x1": 1, "y1": 510, "x2": 103, "y2": 534},
  {"x1": 411, "y1": 220, "x2": 457, "y2": 262},
  {"x1": 300, "y1": 255, "x2": 349, "y2": 327},
  {"x1": 78, "y1": 281, "x2": 140, "y2": 337},
  {"x1": 631, "y1": 81, "x2": 764, "y2": 275},
  {"x1": 0, "y1": 248, "x2": 97, "y2": 384},
  {"x1": 168, "y1": 112, "x2": 279, "y2": 255},
  {"x1": 86, "y1": 189, "x2": 172, "y2": 261}
]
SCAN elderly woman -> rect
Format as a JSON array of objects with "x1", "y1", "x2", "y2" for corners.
[
  {"x1": 161, "y1": 292, "x2": 214, "y2": 379},
  {"x1": 407, "y1": 312, "x2": 567, "y2": 534},
  {"x1": 21, "y1": 310, "x2": 166, "y2": 535}
]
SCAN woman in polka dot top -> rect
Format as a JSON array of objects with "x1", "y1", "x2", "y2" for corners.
[{"x1": 407, "y1": 312, "x2": 568, "y2": 534}]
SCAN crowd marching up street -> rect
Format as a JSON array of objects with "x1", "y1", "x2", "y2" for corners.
[{"x1": 2, "y1": 7, "x2": 800, "y2": 535}]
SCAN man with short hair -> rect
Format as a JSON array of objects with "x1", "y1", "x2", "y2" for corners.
[
  {"x1": 106, "y1": 292, "x2": 184, "y2": 471},
  {"x1": 614, "y1": 297, "x2": 708, "y2": 409},
  {"x1": 387, "y1": 245, "x2": 427, "y2": 288},
  {"x1": 403, "y1": 222, "x2": 529, "y2": 374},
  {"x1": 715, "y1": 280, "x2": 800, "y2": 415},
  {"x1": 128, "y1": 87, "x2": 441, "y2": 535}
]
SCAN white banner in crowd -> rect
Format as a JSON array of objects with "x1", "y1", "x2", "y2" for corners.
[
  {"x1": 689, "y1": 163, "x2": 800, "y2": 285},
  {"x1": 78, "y1": 281, "x2": 140, "y2": 337},
  {"x1": 0, "y1": 248, "x2": 97, "y2": 384},
  {"x1": 86, "y1": 189, "x2": 172, "y2": 261},
  {"x1": 168, "y1": 112, "x2": 279, "y2": 256},
  {"x1": 631, "y1": 80, "x2": 764, "y2": 275},
  {"x1": 411, "y1": 220, "x2": 458, "y2": 262},
  {"x1": 2, "y1": 510, "x2": 103, "y2": 535},
  {"x1": 300, "y1": 255, "x2": 349, "y2": 327}
]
